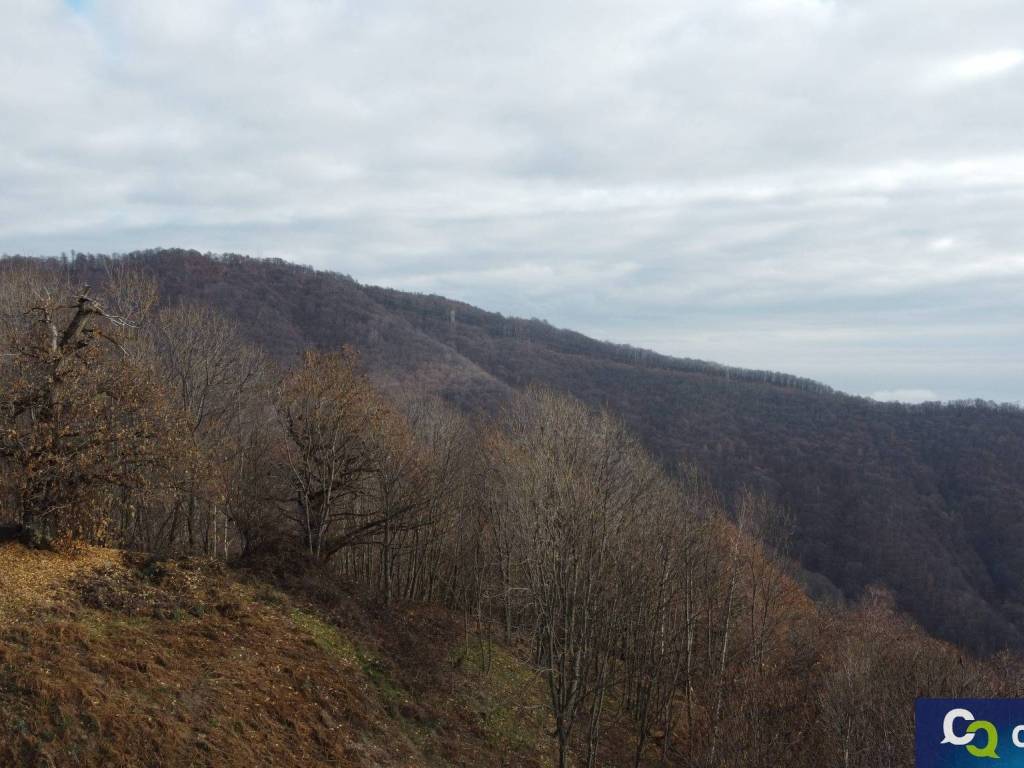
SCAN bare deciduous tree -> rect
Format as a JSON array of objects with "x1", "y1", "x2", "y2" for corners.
[{"x1": 0, "y1": 267, "x2": 186, "y2": 545}]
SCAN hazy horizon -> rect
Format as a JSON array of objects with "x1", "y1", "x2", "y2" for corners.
[{"x1": 2, "y1": 0, "x2": 1022, "y2": 403}]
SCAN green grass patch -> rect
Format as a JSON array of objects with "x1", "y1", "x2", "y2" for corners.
[
  {"x1": 289, "y1": 609, "x2": 359, "y2": 664},
  {"x1": 288, "y1": 609, "x2": 422, "y2": 729},
  {"x1": 452, "y1": 636, "x2": 550, "y2": 756},
  {"x1": 79, "y1": 609, "x2": 151, "y2": 640},
  {"x1": 358, "y1": 653, "x2": 406, "y2": 711}
]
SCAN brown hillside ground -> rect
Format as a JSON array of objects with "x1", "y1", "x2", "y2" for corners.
[{"x1": 0, "y1": 543, "x2": 558, "y2": 768}]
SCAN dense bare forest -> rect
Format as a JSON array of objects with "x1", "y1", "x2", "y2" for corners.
[
  {"x1": 17, "y1": 248, "x2": 1024, "y2": 655},
  {"x1": 1, "y1": 254, "x2": 1023, "y2": 767}
]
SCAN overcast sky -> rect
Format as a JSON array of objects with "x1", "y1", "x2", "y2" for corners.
[{"x1": 2, "y1": 0, "x2": 1022, "y2": 403}]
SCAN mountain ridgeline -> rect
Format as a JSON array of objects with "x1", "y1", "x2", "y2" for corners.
[{"x1": 21, "y1": 248, "x2": 1024, "y2": 653}]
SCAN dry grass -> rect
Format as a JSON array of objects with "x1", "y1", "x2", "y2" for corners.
[
  {"x1": 0, "y1": 543, "x2": 557, "y2": 768},
  {"x1": 0, "y1": 543, "x2": 122, "y2": 624}
]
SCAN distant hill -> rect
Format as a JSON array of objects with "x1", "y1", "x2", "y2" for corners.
[{"x1": 43, "y1": 249, "x2": 1024, "y2": 653}]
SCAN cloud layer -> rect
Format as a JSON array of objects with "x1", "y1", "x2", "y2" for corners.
[{"x1": 1, "y1": 0, "x2": 1022, "y2": 402}]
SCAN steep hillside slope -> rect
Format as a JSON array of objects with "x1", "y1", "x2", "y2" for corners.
[
  {"x1": 367, "y1": 282, "x2": 1024, "y2": 651},
  {"x1": 114, "y1": 249, "x2": 509, "y2": 409},
  {"x1": 0, "y1": 543, "x2": 555, "y2": 768},
  {"x1": 26, "y1": 249, "x2": 1024, "y2": 654}
]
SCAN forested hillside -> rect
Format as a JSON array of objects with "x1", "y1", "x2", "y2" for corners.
[
  {"x1": 2, "y1": 254, "x2": 1024, "y2": 767},
  {"x1": 10, "y1": 248, "x2": 1024, "y2": 655}
]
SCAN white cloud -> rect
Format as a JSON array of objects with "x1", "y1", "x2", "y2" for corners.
[
  {"x1": 871, "y1": 389, "x2": 941, "y2": 404},
  {"x1": 0, "y1": 0, "x2": 1021, "y2": 401},
  {"x1": 945, "y1": 49, "x2": 1024, "y2": 82}
]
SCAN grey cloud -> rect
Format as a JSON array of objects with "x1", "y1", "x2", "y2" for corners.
[{"x1": 0, "y1": 0, "x2": 1021, "y2": 403}]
